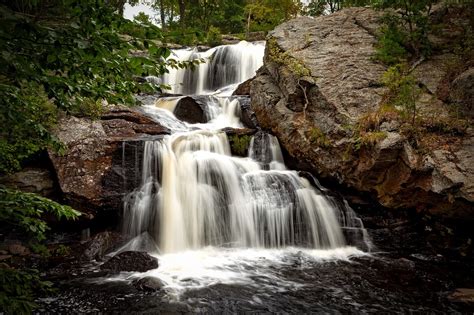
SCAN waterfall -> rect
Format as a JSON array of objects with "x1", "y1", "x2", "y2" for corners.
[
  {"x1": 123, "y1": 131, "x2": 352, "y2": 253},
  {"x1": 119, "y1": 41, "x2": 370, "y2": 283},
  {"x1": 161, "y1": 41, "x2": 265, "y2": 95}
]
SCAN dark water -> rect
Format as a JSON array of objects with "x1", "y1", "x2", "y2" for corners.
[{"x1": 37, "y1": 252, "x2": 473, "y2": 313}]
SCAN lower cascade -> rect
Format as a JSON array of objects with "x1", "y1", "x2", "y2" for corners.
[
  {"x1": 116, "y1": 41, "x2": 370, "y2": 290},
  {"x1": 122, "y1": 130, "x2": 367, "y2": 253}
]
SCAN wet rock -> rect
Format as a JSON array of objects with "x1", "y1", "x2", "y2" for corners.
[
  {"x1": 449, "y1": 288, "x2": 474, "y2": 305},
  {"x1": 0, "y1": 167, "x2": 55, "y2": 197},
  {"x1": 100, "y1": 251, "x2": 158, "y2": 273},
  {"x1": 251, "y1": 7, "x2": 474, "y2": 218},
  {"x1": 83, "y1": 231, "x2": 125, "y2": 261},
  {"x1": 237, "y1": 96, "x2": 259, "y2": 129},
  {"x1": 233, "y1": 78, "x2": 253, "y2": 96},
  {"x1": 132, "y1": 276, "x2": 165, "y2": 291},
  {"x1": 196, "y1": 45, "x2": 211, "y2": 52},
  {"x1": 173, "y1": 96, "x2": 207, "y2": 124},
  {"x1": 222, "y1": 127, "x2": 256, "y2": 137},
  {"x1": 221, "y1": 34, "x2": 241, "y2": 45},
  {"x1": 223, "y1": 127, "x2": 256, "y2": 157}
]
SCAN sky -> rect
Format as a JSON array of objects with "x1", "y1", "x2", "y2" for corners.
[
  {"x1": 123, "y1": 0, "x2": 314, "y2": 25},
  {"x1": 123, "y1": 2, "x2": 159, "y2": 24}
]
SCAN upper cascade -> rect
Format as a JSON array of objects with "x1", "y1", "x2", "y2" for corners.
[{"x1": 160, "y1": 41, "x2": 265, "y2": 95}]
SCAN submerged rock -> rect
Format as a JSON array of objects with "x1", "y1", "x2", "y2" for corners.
[
  {"x1": 100, "y1": 251, "x2": 158, "y2": 273},
  {"x1": 132, "y1": 276, "x2": 166, "y2": 291},
  {"x1": 250, "y1": 8, "x2": 474, "y2": 218}
]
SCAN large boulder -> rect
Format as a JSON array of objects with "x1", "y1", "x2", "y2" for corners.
[
  {"x1": 250, "y1": 8, "x2": 474, "y2": 218},
  {"x1": 173, "y1": 96, "x2": 208, "y2": 124},
  {"x1": 49, "y1": 106, "x2": 169, "y2": 214},
  {"x1": 100, "y1": 251, "x2": 158, "y2": 273}
]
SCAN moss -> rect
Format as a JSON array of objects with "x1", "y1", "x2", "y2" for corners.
[
  {"x1": 306, "y1": 127, "x2": 330, "y2": 148},
  {"x1": 354, "y1": 131, "x2": 387, "y2": 151},
  {"x1": 228, "y1": 134, "x2": 251, "y2": 156},
  {"x1": 267, "y1": 38, "x2": 311, "y2": 77}
]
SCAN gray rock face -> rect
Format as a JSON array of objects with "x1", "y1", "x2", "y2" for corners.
[
  {"x1": 449, "y1": 67, "x2": 474, "y2": 118},
  {"x1": 100, "y1": 251, "x2": 158, "y2": 273},
  {"x1": 232, "y1": 77, "x2": 253, "y2": 96},
  {"x1": 250, "y1": 8, "x2": 473, "y2": 218}
]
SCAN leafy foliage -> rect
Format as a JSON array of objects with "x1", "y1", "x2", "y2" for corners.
[
  {"x1": 0, "y1": 187, "x2": 81, "y2": 314},
  {"x1": 0, "y1": 266, "x2": 53, "y2": 315},
  {"x1": 307, "y1": 127, "x2": 331, "y2": 148},
  {"x1": 0, "y1": 82, "x2": 62, "y2": 174},
  {"x1": 228, "y1": 135, "x2": 251, "y2": 156},
  {"x1": 268, "y1": 38, "x2": 311, "y2": 77},
  {"x1": 374, "y1": 15, "x2": 409, "y2": 64},
  {"x1": 374, "y1": 0, "x2": 436, "y2": 61},
  {"x1": 0, "y1": 0, "x2": 192, "y2": 174},
  {"x1": 382, "y1": 64, "x2": 421, "y2": 124},
  {"x1": 0, "y1": 187, "x2": 81, "y2": 241},
  {"x1": 206, "y1": 26, "x2": 222, "y2": 47}
]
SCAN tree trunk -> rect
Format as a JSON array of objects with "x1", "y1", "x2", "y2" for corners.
[
  {"x1": 246, "y1": 10, "x2": 251, "y2": 38},
  {"x1": 159, "y1": 0, "x2": 166, "y2": 30},
  {"x1": 178, "y1": 0, "x2": 186, "y2": 28}
]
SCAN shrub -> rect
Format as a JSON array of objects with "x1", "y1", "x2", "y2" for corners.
[
  {"x1": 374, "y1": 15, "x2": 408, "y2": 65},
  {"x1": 206, "y1": 26, "x2": 223, "y2": 47},
  {"x1": 229, "y1": 135, "x2": 251, "y2": 156},
  {"x1": 382, "y1": 64, "x2": 421, "y2": 125},
  {"x1": 0, "y1": 266, "x2": 54, "y2": 314},
  {"x1": 0, "y1": 82, "x2": 61, "y2": 174},
  {"x1": 0, "y1": 188, "x2": 81, "y2": 241}
]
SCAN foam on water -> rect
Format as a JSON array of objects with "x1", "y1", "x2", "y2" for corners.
[{"x1": 102, "y1": 246, "x2": 366, "y2": 296}]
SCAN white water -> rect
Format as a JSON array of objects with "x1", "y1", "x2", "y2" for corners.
[
  {"x1": 115, "y1": 40, "x2": 370, "y2": 294},
  {"x1": 160, "y1": 41, "x2": 265, "y2": 95}
]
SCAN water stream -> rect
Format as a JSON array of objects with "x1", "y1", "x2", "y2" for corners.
[{"x1": 116, "y1": 41, "x2": 370, "y2": 294}]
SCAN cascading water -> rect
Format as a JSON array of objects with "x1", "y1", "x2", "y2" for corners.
[
  {"x1": 160, "y1": 41, "x2": 265, "y2": 95},
  {"x1": 117, "y1": 40, "x2": 370, "y2": 292}
]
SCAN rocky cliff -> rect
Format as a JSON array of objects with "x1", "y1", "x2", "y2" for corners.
[
  {"x1": 48, "y1": 106, "x2": 170, "y2": 216},
  {"x1": 250, "y1": 7, "x2": 473, "y2": 218}
]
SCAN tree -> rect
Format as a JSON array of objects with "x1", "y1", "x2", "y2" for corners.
[
  {"x1": 245, "y1": 0, "x2": 301, "y2": 34},
  {"x1": 0, "y1": 0, "x2": 190, "y2": 174},
  {"x1": 134, "y1": 11, "x2": 152, "y2": 24},
  {"x1": 375, "y1": 0, "x2": 437, "y2": 58}
]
